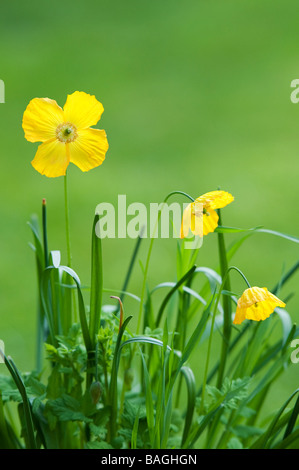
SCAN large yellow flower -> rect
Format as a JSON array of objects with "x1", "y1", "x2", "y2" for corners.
[
  {"x1": 233, "y1": 287, "x2": 286, "y2": 325},
  {"x1": 180, "y1": 190, "x2": 234, "y2": 238},
  {"x1": 22, "y1": 91, "x2": 109, "y2": 177}
]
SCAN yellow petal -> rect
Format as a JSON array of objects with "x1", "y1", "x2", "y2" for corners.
[
  {"x1": 237, "y1": 287, "x2": 269, "y2": 309},
  {"x1": 232, "y1": 307, "x2": 247, "y2": 325},
  {"x1": 196, "y1": 190, "x2": 234, "y2": 210},
  {"x1": 31, "y1": 138, "x2": 69, "y2": 177},
  {"x1": 22, "y1": 98, "x2": 64, "y2": 142},
  {"x1": 180, "y1": 203, "x2": 218, "y2": 238},
  {"x1": 265, "y1": 290, "x2": 286, "y2": 308},
  {"x1": 180, "y1": 202, "x2": 204, "y2": 238},
  {"x1": 233, "y1": 286, "x2": 286, "y2": 325},
  {"x1": 180, "y1": 203, "x2": 192, "y2": 239},
  {"x1": 63, "y1": 91, "x2": 104, "y2": 129},
  {"x1": 69, "y1": 128, "x2": 109, "y2": 172},
  {"x1": 202, "y1": 209, "x2": 219, "y2": 235},
  {"x1": 244, "y1": 300, "x2": 278, "y2": 322}
]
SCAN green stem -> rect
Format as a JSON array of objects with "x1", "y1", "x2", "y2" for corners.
[
  {"x1": 200, "y1": 266, "x2": 251, "y2": 414},
  {"x1": 164, "y1": 190, "x2": 195, "y2": 203},
  {"x1": 216, "y1": 209, "x2": 231, "y2": 389},
  {"x1": 136, "y1": 190, "x2": 194, "y2": 336},
  {"x1": 42, "y1": 198, "x2": 49, "y2": 267},
  {"x1": 4, "y1": 355, "x2": 37, "y2": 449},
  {"x1": 64, "y1": 172, "x2": 72, "y2": 268},
  {"x1": 64, "y1": 172, "x2": 78, "y2": 323}
]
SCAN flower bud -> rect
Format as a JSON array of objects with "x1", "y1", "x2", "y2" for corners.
[{"x1": 89, "y1": 381, "x2": 102, "y2": 405}]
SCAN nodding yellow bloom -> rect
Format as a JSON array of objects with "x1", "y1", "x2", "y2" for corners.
[
  {"x1": 22, "y1": 91, "x2": 109, "y2": 177},
  {"x1": 233, "y1": 287, "x2": 286, "y2": 325},
  {"x1": 180, "y1": 190, "x2": 234, "y2": 238}
]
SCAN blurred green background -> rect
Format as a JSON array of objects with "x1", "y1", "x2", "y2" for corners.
[{"x1": 0, "y1": 0, "x2": 299, "y2": 412}]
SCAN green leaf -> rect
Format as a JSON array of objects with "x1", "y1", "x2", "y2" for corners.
[
  {"x1": 273, "y1": 428, "x2": 299, "y2": 449},
  {"x1": 27, "y1": 215, "x2": 44, "y2": 272},
  {"x1": 250, "y1": 388, "x2": 299, "y2": 449},
  {"x1": 0, "y1": 393, "x2": 18, "y2": 449},
  {"x1": 59, "y1": 265, "x2": 92, "y2": 352},
  {"x1": 24, "y1": 375, "x2": 47, "y2": 398},
  {"x1": 89, "y1": 214, "x2": 103, "y2": 349},
  {"x1": 46, "y1": 394, "x2": 91, "y2": 423},
  {"x1": 215, "y1": 225, "x2": 261, "y2": 233},
  {"x1": 227, "y1": 437, "x2": 244, "y2": 449},
  {"x1": 283, "y1": 395, "x2": 299, "y2": 439},
  {"x1": 255, "y1": 228, "x2": 299, "y2": 244},
  {"x1": 28, "y1": 214, "x2": 47, "y2": 372},
  {"x1": 50, "y1": 250, "x2": 61, "y2": 268},
  {"x1": 178, "y1": 299, "x2": 212, "y2": 369},
  {"x1": 131, "y1": 406, "x2": 141, "y2": 450},
  {"x1": 275, "y1": 307, "x2": 293, "y2": 347},
  {"x1": 120, "y1": 335, "x2": 172, "y2": 352},
  {"x1": 119, "y1": 229, "x2": 144, "y2": 304},
  {"x1": 140, "y1": 349, "x2": 155, "y2": 448},
  {"x1": 155, "y1": 265, "x2": 197, "y2": 326},
  {"x1": 4, "y1": 355, "x2": 37, "y2": 449},
  {"x1": 216, "y1": 210, "x2": 232, "y2": 389},
  {"x1": 232, "y1": 424, "x2": 263, "y2": 439},
  {"x1": 184, "y1": 401, "x2": 224, "y2": 448},
  {"x1": 216, "y1": 225, "x2": 299, "y2": 245},
  {"x1": 206, "y1": 376, "x2": 251, "y2": 410},
  {"x1": 0, "y1": 375, "x2": 21, "y2": 402},
  {"x1": 86, "y1": 441, "x2": 113, "y2": 449},
  {"x1": 108, "y1": 316, "x2": 133, "y2": 441},
  {"x1": 180, "y1": 366, "x2": 196, "y2": 448}
]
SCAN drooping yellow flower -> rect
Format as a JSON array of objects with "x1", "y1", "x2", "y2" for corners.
[
  {"x1": 180, "y1": 190, "x2": 234, "y2": 238},
  {"x1": 22, "y1": 91, "x2": 109, "y2": 177},
  {"x1": 233, "y1": 287, "x2": 286, "y2": 325}
]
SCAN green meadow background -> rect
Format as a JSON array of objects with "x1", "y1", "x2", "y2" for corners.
[{"x1": 0, "y1": 0, "x2": 299, "y2": 414}]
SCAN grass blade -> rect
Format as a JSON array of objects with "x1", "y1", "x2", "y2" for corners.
[
  {"x1": 4, "y1": 355, "x2": 37, "y2": 449},
  {"x1": 283, "y1": 394, "x2": 299, "y2": 440},
  {"x1": 108, "y1": 316, "x2": 133, "y2": 442},
  {"x1": 140, "y1": 349, "x2": 155, "y2": 447},
  {"x1": 120, "y1": 227, "x2": 144, "y2": 304},
  {"x1": 216, "y1": 209, "x2": 232, "y2": 388},
  {"x1": 155, "y1": 265, "x2": 197, "y2": 326},
  {"x1": 89, "y1": 214, "x2": 103, "y2": 349},
  {"x1": 250, "y1": 388, "x2": 299, "y2": 449},
  {"x1": 180, "y1": 366, "x2": 196, "y2": 448}
]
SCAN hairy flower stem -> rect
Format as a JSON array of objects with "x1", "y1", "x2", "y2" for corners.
[
  {"x1": 64, "y1": 172, "x2": 72, "y2": 268},
  {"x1": 63, "y1": 172, "x2": 78, "y2": 323}
]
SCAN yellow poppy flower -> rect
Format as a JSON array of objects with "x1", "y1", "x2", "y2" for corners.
[
  {"x1": 233, "y1": 287, "x2": 286, "y2": 325},
  {"x1": 180, "y1": 190, "x2": 234, "y2": 238},
  {"x1": 22, "y1": 91, "x2": 109, "y2": 177}
]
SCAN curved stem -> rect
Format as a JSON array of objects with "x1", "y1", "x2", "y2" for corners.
[
  {"x1": 164, "y1": 190, "x2": 195, "y2": 203},
  {"x1": 230, "y1": 266, "x2": 251, "y2": 289},
  {"x1": 136, "y1": 190, "x2": 194, "y2": 335}
]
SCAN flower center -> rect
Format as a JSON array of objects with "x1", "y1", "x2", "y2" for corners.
[
  {"x1": 193, "y1": 207, "x2": 210, "y2": 217},
  {"x1": 191, "y1": 202, "x2": 205, "y2": 218},
  {"x1": 56, "y1": 122, "x2": 78, "y2": 143}
]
